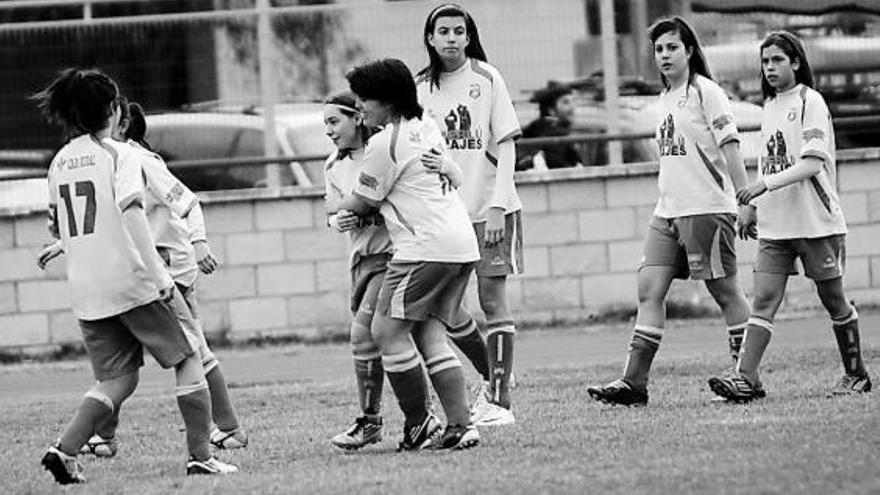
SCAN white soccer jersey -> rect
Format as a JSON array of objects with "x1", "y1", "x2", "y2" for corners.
[
  {"x1": 48, "y1": 135, "x2": 158, "y2": 320},
  {"x1": 756, "y1": 84, "x2": 846, "y2": 239},
  {"x1": 324, "y1": 149, "x2": 394, "y2": 268},
  {"x1": 137, "y1": 143, "x2": 200, "y2": 286},
  {"x1": 353, "y1": 117, "x2": 480, "y2": 263},
  {"x1": 417, "y1": 58, "x2": 522, "y2": 221},
  {"x1": 653, "y1": 75, "x2": 740, "y2": 218}
]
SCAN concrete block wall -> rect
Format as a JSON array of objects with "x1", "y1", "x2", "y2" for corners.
[{"x1": 4, "y1": 150, "x2": 880, "y2": 348}]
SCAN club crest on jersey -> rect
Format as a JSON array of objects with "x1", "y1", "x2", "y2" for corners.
[
  {"x1": 657, "y1": 114, "x2": 687, "y2": 156},
  {"x1": 442, "y1": 104, "x2": 483, "y2": 150},
  {"x1": 787, "y1": 108, "x2": 798, "y2": 121},
  {"x1": 761, "y1": 129, "x2": 794, "y2": 175},
  {"x1": 469, "y1": 83, "x2": 481, "y2": 99},
  {"x1": 359, "y1": 172, "x2": 379, "y2": 190},
  {"x1": 676, "y1": 98, "x2": 687, "y2": 108}
]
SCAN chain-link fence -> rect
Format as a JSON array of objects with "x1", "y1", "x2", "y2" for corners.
[{"x1": 2, "y1": 0, "x2": 880, "y2": 207}]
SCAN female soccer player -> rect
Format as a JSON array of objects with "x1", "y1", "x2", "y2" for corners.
[
  {"x1": 587, "y1": 16, "x2": 752, "y2": 406},
  {"x1": 322, "y1": 91, "x2": 394, "y2": 450},
  {"x1": 336, "y1": 58, "x2": 481, "y2": 450},
  {"x1": 33, "y1": 68, "x2": 235, "y2": 484},
  {"x1": 708, "y1": 31, "x2": 871, "y2": 401},
  {"x1": 416, "y1": 3, "x2": 522, "y2": 426},
  {"x1": 39, "y1": 99, "x2": 248, "y2": 456}
]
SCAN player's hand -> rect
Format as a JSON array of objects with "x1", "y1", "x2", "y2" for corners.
[
  {"x1": 484, "y1": 207, "x2": 506, "y2": 247},
  {"x1": 37, "y1": 242, "x2": 63, "y2": 270},
  {"x1": 420, "y1": 148, "x2": 443, "y2": 172},
  {"x1": 159, "y1": 283, "x2": 176, "y2": 302},
  {"x1": 737, "y1": 204, "x2": 758, "y2": 240},
  {"x1": 736, "y1": 181, "x2": 768, "y2": 205},
  {"x1": 336, "y1": 209, "x2": 360, "y2": 232},
  {"x1": 193, "y1": 240, "x2": 218, "y2": 274}
]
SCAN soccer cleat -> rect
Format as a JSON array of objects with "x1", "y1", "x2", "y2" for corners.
[
  {"x1": 587, "y1": 379, "x2": 648, "y2": 406},
  {"x1": 397, "y1": 413, "x2": 442, "y2": 452},
  {"x1": 430, "y1": 424, "x2": 480, "y2": 450},
  {"x1": 186, "y1": 456, "x2": 239, "y2": 475},
  {"x1": 210, "y1": 427, "x2": 248, "y2": 450},
  {"x1": 707, "y1": 373, "x2": 766, "y2": 403},
  {"x1": 41, "y1": 445, "x2": 85, "y2": 485},
  {"x1": 330, "y1": 416, "x2": 383, "y2": 450},
  {"x1": 827, "y1": 373, "x2": 872, "y2": 397},
  {"x1": 79, "y1": 434, "x2": 119, "y2": 458},
  {"x1": 472, "y1": 401, "x2": 515, "y2": 426}
]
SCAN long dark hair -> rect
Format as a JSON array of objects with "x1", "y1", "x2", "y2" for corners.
[
  {"x1": 32, "y1": 67, "x2": 119, "y2": 137},
  {"x1": 347, "y1": 58, "x2": 423, "y2": 120},
  {"x1": 648, "y1": 16, "x2": 712, "y2": 89},
  {"x1": 416, "y1": 3, "x2": 487, "y2": 91},
  {"x1": 759, "y1": 31, "x2": 815, "y2": 100},
  {"x1": 324, "y1": 90, "x2": 372, "y2": 149},
  {"x1": 123, "y1": 101, "x2": 153, "y2": 151}
]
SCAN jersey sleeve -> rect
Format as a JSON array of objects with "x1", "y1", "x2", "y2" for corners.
[
  {"x1": 324, "y1": 154, "x2": 344, "y2": 206},
  {"x1": 353, "y1": 129, "x2": 401, "y2": 203},
  {"x1": 489, "y1": 68, "x2": 522, "y2": 144},
  {"x1": 143, "y1": 154, "x2": 197, "y2": 218},
  {"x1": 801, "y1": 90, "x2": 833, "y2": 164},
  {"x1": 47, "y1": 159, "x2": 59, "y2": 238},
  {"x1": 702, "y1": 80, "x2": 739, "y2": 147},
  {"x1": 113, "y1": 145, "x2": 146, "y2": 211}
]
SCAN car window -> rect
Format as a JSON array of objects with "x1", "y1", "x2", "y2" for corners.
[{"x1": 148, "y1": 123, "x2": 240, "y2": 162}]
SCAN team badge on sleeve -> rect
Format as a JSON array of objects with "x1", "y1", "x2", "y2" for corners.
[
  {"x1": 712, "y1": 114, "x2": 733, "y2": 131},
  {"x1": 359, "y1": 172, "x2": 379, "y2": 190},
  {"x1": 803, "y1": 128, "x2": 825, "y2": 141}
]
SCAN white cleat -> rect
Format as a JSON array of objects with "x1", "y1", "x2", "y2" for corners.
[
  {"x1": 472, "y1": 401, "x2": 515, "y2": 426},
  {"x1": 186, "y1": 456, "x2": 239, "y2": 475}
]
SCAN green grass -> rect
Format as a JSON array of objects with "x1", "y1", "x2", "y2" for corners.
[{"x1": 3, "y1": 346, "x2": 878, "y2": 495}]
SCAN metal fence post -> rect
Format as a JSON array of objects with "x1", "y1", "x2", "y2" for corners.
[
  {"x1": 257, "y1": 0, "x2": 281, "y2": 188},
  {"x1": 600, "y1": 0, "x2": 623, "y2": 165}
]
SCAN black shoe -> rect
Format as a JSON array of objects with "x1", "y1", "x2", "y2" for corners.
[
  {"x1": 397, "y1": 413, "x2": 442, "y2": 452},
  {"x1": 41, "y1": 446, "x2": 85, "y2": 485},
  {"x1": 429, "y1": 424, "x2": 480, "y2": 450},
  {"x1": 587, "y1": 379, "x2": 648, "y2": 406},
  {"x1": 707, "y1": 373, "x2": 766, "y2": 403}
]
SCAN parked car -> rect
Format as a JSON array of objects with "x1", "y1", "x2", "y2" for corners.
[{"x1": 145, "y1": 102, "x2": 334, "y2": 191}]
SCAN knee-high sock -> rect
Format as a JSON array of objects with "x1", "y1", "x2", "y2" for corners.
[
  {"x1": 383, "y1": 349, "x2": 427, "y2": 428},
  {"x1": 205, "y1": 364, "x2": 239, "y2": 432},
  {"x1": 425, "y1": 349, "x2": 469, "y2": 426},
  {"x1": 622, "y1": 325, "x2": 663, "y2": 390},
  {"x1": 58, "y1": 390, "x2": 114, "y2": 456},
  {"x1": 352, "y1": 341, "x2": 384, "y2": 416},
  {"x1": 487, "y1": 320, "x2": 515, "y2": 408},
  {"x1": 446, "y1": 317, "x2": 490, "y2": 381},
  {"x1": 95, "y1": 404, "x2": 120, "y2": 439},
  {"x1": 727, "y1": 322, "x2": 746, "y2": 362},
  {"x1": 832, "y1": 307, "x2": 866, "y2": 376},
  {"x1": 176, "y1": 383, "x2": 212, "y2": 461},
  {"x1": 736, "y1": 316, "x2": 773, "y2": 383}
]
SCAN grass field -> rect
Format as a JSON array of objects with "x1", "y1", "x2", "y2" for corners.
[{"x1": 1, "y1": 319, "x2": 878, "y2": 495}]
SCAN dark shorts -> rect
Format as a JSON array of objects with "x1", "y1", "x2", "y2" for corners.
[
  {"x1": 376, "y1": 261, "x2": 476, "y2": 325},
  {"x1": 755, "y1": 235, "x2": 846, "y2": 281},
  {"x1": 640, "y1": 214, "x2": 738, "y2": 280},
  {"x1": 79, "y1": 299, "x2": 194, "y2": 382},
  {"x1": 474, "y1": 210, "x2": 524, "y2": 277},
  {"x1": 350, "y1": 253, "x2": 392, "y2": 313}
]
